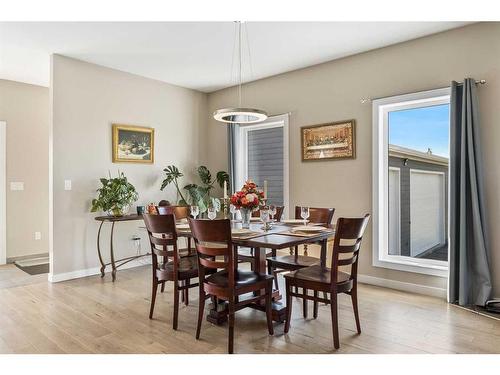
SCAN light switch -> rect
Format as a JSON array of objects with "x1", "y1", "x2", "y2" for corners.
[
  {"x1": 10, "y1": 182, "x2": 24, "y2": 191},
  {"x1": 64, "y1": 180, "x2": 72, "y2": 191},
  {"x1": 34, "y1": 232, "x2": 41, "y2": 240}
]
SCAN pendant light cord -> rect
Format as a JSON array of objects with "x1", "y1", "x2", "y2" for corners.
[{"x1": 238, "y1": 21, "x2": 242, "y2": 107}]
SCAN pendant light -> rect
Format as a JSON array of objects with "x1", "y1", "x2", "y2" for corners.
[{"x1": 213, "y1": 22, "x2": 268, "y2": 124}]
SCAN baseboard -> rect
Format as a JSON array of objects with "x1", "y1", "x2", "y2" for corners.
[
  {"x1": 48, "y1": 258, "x2": 149, "y2": 283},
  {"x1": 7, "y1": 252, "x2": 49, "y2": 264},
  {"x1": 358, "y1": 274, "x2": 447, "y2": 299}
]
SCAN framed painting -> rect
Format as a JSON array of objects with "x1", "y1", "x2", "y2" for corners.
[
  {"x1": 112, "y1": 124, "x2": 154, "y2": 164},
  {"x1": 301, "y1": 119, "x2": 356, "y2": 161}
]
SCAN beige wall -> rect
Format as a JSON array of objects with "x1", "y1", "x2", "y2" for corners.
[
  {"x1": 204, "y1": 22, "x2": 500, "y2": 296},
  {"x1": 50, "y1": 55, "x2": 207, "y2": 277},
  {"x1": 0, "y1": 79, "x2": 49, "y2": 259}
]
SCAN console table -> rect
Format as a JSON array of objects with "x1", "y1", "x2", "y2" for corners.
[{"x1": 95, "y1": 214, "x2": 146, "y2": 281}]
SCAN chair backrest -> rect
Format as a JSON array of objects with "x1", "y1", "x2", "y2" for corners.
[
  {"x1": 188, "y1": 218, "x2": 235, "y2": 289},
  {"x1": 294, "y1": 206, "x2": 335, "y2": 224},
  {"x1": 158, "y1": 200, "x2": 170, "y2": 207},
  {"x1": 251, "y1": 205, "x2": 285, "y2": 221},
  {"x1": 330, "y1": 214, "x2": 370, "y2": 286},
  {"x1": 157, "y1": 205, "x2": 190, "y2": 220},
  {"x1": 143, "y1": 213, "x2": 179, "y2": 276}
]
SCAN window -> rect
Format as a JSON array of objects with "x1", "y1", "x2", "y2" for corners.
[
  {"x1": 236, "y1": 114, "x2": 289, "y2": 216},
  {"x1": 372, "y1": 88, "x2": 450, "y2": 276}
]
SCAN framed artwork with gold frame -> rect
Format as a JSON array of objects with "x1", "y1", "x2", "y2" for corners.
[
  {"x1": 301, "y1": 119, "x2": 356, "y2": 161},
  {"x1": 112, "y1": 124, "x2": 154, "y2": 164}
]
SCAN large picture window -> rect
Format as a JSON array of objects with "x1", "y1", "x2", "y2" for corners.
[{"x1": 372, "y1": 88, "x2": 450, "y2": 276}]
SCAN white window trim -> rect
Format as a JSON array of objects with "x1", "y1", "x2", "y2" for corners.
[
  {"x1": 372, "y1": 87, "x2": 450, "y2": 277},
  {"x1": 388, "y1": 166, "x2": 401, "y2": 256},
  {"x1": 236, "y1": 114, "x2": 290, "y2": 218},
  {"x1": 0, "y1": 121, "x2": 6, "y2": 265}
]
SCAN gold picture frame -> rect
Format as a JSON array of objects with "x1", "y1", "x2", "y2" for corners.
[
  {"x1": 112, "y1": 124, "x2": 155, "y2": 164},
  {"x1": 301, "y1": 119, "x2": 356, "y2": 161}
]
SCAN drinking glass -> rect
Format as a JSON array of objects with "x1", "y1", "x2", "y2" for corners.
[
  {"x1": 207, "y1": 207, "x2": 217, "y2": 220},
  {"x1": 190, "y1": 205, "x2": 199, "y2": 219},
  {"x1": 269, "y1": 204, "x2": 277, "y2": 221},
  {"x1": 301, "y1": 206, "x2": 310, "y2": 225},
  {"x1": 230, "y1": 204, "x2": 238, "y2": 220},
  {"x1": 260, "y1": 208, "x2": 270, "y2": 224}
]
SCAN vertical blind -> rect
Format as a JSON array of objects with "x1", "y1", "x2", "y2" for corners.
[{"x1": 247, "y1": 127, "x2": 284, "y2": 206}]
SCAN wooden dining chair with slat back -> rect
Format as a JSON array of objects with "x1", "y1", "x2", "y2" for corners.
[
  {"x1": 157, "y1": 205, "x2": 193, "y2": 303},
  {"x1": 284, "y1": 214, "x2": 370, "y2": 349},
  {"x1": 143, "y1": 213, "x2": 199, "y2": 330},
  {"x1": 237, "y1": 205, "x2": 285, "y2": 272},
  {"x1": 267, "y1": 206, "x2": 335, "y2": 292},
  {"x1": 188, "y1": 218, "x2": 275, "y2": 354}
]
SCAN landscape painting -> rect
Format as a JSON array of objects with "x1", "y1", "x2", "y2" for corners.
[
  {"x1": 301, "y1": 120, "x2": 355, "y2": 161},
  {"x1": 112, "y1": 124, "x2": 154, "y2": 163}
]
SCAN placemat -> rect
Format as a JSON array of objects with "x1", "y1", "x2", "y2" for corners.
[{"x1": 275, "y1": 229, "x2": 335, "y2": 238}]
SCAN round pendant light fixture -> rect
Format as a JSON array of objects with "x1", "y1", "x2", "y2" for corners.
[{"x1": 213, "y1": 22, "x2": 267, "y2": 124}]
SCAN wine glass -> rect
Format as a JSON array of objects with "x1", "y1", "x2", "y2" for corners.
[
  {"x1": 207, "y1": 206, "x2": 217, "y2": 220},
  {"x1": 260, "y1": 208, "x2": 270, "y2": 230},
  {"x1": 301, "y1": 206, "x2": 310, "y2": 225},
  {"x1": 230, "y1": 204, "x2": 238, "y2": 220},
  {"x1": 269, "y1": 204, "x2": 277, "y2": 221},
  {"x1": 190, "y1": 205, "x2": 199, "y2": 219}
]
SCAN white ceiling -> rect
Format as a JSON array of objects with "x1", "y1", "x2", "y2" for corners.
[{"x1": 0, "y1": 22, "x2": 470, "y2": 92}]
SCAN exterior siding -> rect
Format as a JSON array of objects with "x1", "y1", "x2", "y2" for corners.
[{"x1": 389, "y1": 156, "x2": 448, "y2": 257}]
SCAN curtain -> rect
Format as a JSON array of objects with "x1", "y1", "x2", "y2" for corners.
[
  {"x1": 227, "y1": 123, "x2": 238, "y2": 194},
  {"x1": 449, "y1": 78, "x2": 492, "y2": 306}
]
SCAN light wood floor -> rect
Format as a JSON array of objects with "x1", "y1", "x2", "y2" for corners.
[{"x1": 0, "y1": 263, "x2": 499, "y2": 354}]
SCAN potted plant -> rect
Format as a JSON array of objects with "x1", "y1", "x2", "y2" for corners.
[
  {"x1": 91, "y1": 172, "x2": 138, "y2": 217},
  {"x1": 160, "y1": 165, "x2": 229, "y2": 214},
  {"x1": 230, "y1": 180, "x2": 264, "y2": 228}
]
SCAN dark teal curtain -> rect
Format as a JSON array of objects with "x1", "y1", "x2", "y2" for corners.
[{"x1": 449, "y1": 78, "x2": 492, "y2": 306}]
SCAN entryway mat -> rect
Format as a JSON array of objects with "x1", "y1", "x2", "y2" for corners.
[{"x1": 14, "y1": 256, "x2": 49, "y2": 275}]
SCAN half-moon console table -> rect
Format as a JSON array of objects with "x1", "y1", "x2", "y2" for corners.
[{"x1": 94, "y1": 214, "x2": 146, "y2": 281}]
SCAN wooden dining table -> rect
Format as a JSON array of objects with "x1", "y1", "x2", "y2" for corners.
[{"x1": 177, "y1": 220, "x2": 335, "y2": 325}]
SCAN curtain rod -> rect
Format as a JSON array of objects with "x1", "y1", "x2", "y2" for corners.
[{"x1": 360, "y1": 80, "x2": 486, "y2": 104}]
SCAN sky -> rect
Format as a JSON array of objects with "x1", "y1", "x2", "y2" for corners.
[{"x1": 389, "y1": 103, "x2": 450, "y2": 157}]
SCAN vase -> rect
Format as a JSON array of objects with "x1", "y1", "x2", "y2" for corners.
[
  {"x1": 107, "y1": 204, "x2": 130, "y2": 217},
  {"x1": 240, "y1": 208, "x2": 251, "y2": 228}
]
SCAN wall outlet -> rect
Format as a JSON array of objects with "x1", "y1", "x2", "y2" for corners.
[
  {"x1": 34, "y1": 232, "x2": 41, "y2": 240},
  {"x1": 64, "y1": 180, "x2": 72, "y2": 191},
  {"x1": 10, "y1": 182, "x2": 24, "y2": 191}
]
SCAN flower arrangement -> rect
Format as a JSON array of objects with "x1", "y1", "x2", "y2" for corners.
[{"x1": 230, "y1": 180, "x2": 265, "y2": 210}]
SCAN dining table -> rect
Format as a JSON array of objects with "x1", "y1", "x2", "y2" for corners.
[{"x1": 176, "y1": 219, "x2": 335, "y2": 325}]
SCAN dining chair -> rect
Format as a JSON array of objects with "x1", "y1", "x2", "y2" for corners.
[
  {"x1": 267, "y1": 206, "x2": 334, "y2": 281},
  {"x1": 188, "y1": 218, "x2": 274, "y2": 354},
  {"x1": 143, "y1": 213, "x2": 200, "y2": 330},
  {"x1": 237, "y1": 205, "x2": 285, "y2": 273},
  {"x1": 284, "y1": 214, "x2": 370, "y2": 349},
  {"x1": 156, "y1": 205, "x2": 193, "y2": 303}
]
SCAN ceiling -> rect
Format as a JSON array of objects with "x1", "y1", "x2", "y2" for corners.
[{"x1": 0, "y1": 22, "x2": 470, "y2": 92}]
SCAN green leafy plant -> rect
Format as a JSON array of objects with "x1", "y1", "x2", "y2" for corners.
[
  {"x1": 184, "y1": 166, "x2": 229, "y2": 213},
  {"x1": 160, "y1": 165, "x2": 189, "y2": 205},
  {"x1": 91, "y1": 172, "x2": 138, "y2": 216},
  {"x1": 160, "y1": 164, "x2": 229, "y2": 213}
]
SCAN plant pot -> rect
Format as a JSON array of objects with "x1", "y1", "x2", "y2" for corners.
[
  {"x1": 107, "y1": 205, "x2": 130, "y2": 217},
  {"x1": 241, "y1": 208, "x2": 251, "y2": 228}
]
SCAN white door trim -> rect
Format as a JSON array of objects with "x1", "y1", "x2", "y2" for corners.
[{"x1": 0, "y1": 121, "x2": 6, "y2": 265}]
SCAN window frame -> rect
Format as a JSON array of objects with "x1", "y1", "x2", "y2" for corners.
[
  {"x1": 388, "y1": 166, "x2": 401, "y2": 256},
  {"x1": 236, "y1": 114, "x2": 290, "y2": 218},
  {"x1": 372, "y1": 87, "x2": 450, "y2": 277}
]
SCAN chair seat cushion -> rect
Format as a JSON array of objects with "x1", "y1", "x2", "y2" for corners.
[
  {"x1": 284, "y1": 265, "x2": 350, "y2": 285},
  {"x1": 159, "y1": 254, "x2": 198, "y2": 279},
  {"x1": 267, "y1": 254, "x2": 320, "y2": 269},
  {"x1": 206, "y1": 269, "x2": 273, "y2": 289}
]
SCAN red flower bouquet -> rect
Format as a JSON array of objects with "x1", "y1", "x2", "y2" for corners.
[{"x1": 230, "y1": 180, "x2": 265, "y2": 210}]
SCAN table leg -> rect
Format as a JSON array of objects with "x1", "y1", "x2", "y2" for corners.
[
  {"x1": 110, "y1": 221, "x2": 117, "y2": 282},
  {"x1": 96, "y1": 221, "x2": 106, "y2": 277}
]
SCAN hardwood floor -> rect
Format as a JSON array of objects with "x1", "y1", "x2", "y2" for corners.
[{"x1": 0, "y1": 263, "x2": 499, "y2": 354}]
